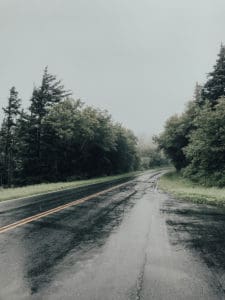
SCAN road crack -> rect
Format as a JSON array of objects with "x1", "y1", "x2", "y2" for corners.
[
  {"x1": 135, "y1": 249, "x2": 148, "y2": 300},
  {"x1": 134, "y1": 226, "x2": 152, "y2": 300}
]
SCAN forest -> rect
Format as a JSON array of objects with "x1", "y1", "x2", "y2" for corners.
[
  {"x1": 0, "y1": 68, "x2": 140, "y2": 187},
  {"x1": 156, "y1": 44, "x2": 225, "y2": 187}
]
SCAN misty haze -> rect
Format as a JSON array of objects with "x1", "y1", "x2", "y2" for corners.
[{"x1": 1, "y1": 1, "x2": 225, "y2": 300}]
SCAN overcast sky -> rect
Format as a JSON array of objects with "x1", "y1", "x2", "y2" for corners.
[{"x1": 0, "y1": 0, "x2": 225, "y2": 136}]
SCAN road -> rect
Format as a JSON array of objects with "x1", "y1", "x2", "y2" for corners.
[{"x1": 0, "y1": 171, "x2": 225, "y2": 299}]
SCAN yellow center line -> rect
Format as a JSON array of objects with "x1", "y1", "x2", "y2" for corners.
[{"x1": 0, "y1": 181, "x2": 130, "y2": 234}]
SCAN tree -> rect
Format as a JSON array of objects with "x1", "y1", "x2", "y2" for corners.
[
  {"x1": 183, "y1": 99, "x2": 225, "y2": 186},
  {"x1": 0, "y1": 70, "x2": 141, "y2": 185},
  {"x1": 42, "y1": 99, "x2": 83, "y2": 180},
  {"x1": 155, "y1": 44, "x2": 225, "y2": 186},
  {"x1": 109, "y1": 125, "x2": 140, "y2": 174},
  {"x1": 12, "y1": 110, "x2": 31, "y2": 185},
  {"x1": 193, "y1": 82, "x2": 203, "y2": 106},
  {"x1": 148, "y1": 148, "x2": 169, "y2": 168},
  {"x1": 155, "y1": 115, "x2": 188, "y2": 171},
  {"x1": 42, "y1": 99, "x2": 140, "y2": 179},
  {"x1": 202, "y1": 44, "x2": 225, "y2": 104},
  {"x1": 0, "y1": 87, "x2": 21, "y2": 186},
  {"x1": 25, "y1": 67, "x2": 71, "y2": 182},
  {"x1": 155, "y1": 92, "x2": 200, "y2": 171},
  {"x1": 78, "y1": 106, "x2": 117, "y2": 177}
]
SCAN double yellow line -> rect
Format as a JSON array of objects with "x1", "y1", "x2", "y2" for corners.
[{"x1": 0, "y1": 181, "x2": 130, "y2": 234}]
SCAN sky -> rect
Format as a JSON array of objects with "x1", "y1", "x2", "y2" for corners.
[{"x1": 0, "y1": 0, "x2": 225, "y2": 137}]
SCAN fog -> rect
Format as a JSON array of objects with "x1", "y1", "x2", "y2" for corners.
[{"x1": 0, "y1": 0, "x2": 225, "y2": 135}]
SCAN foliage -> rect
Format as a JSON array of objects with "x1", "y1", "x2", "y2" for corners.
[
  {"x1": 148, "y1": 148, "x2": 169, "y2": 168},
  {"x1": 202, "y1": 45, "x2": 225, "y2": 104},
  {"x1": 183, "y1": 99, "x2": 225, "y2": 186},
  {"x1": 155, "y1": 100, "x2": 200, "y2": 171},
  {"x1": 138, "y1": 138, "x2": 169, "y2": 169},
  {"x1": 156, "y1": 44, "x2": 225, "y2": 187},
  {"x1": 0, "y1": 87, "x2": 21, "y2": 186},
  {"x1": 0, "y1": 68, "x2": 140, "y2": 186},
  {"x1": 23, "y1": 67, "x2": 71, "y2": 183}
]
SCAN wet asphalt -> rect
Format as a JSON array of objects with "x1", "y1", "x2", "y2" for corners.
[{"x1": 0, "y1": 171, "x2": 225, "y2": 299}]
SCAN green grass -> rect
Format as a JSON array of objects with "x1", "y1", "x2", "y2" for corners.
[
  {"x1": 0, "y1": 171, "x2": 144, "y2": 202},
  {"x1": 159, "y1": 172, "x2": 225, "y2": 207}
]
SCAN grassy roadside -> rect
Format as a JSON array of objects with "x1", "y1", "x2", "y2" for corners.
[
  {"x1": 0, "y1": 171, "x2": 145, "y2": 203},
  {"x1": 159, "y1": 172, "x2": 225, "y2": 207}
]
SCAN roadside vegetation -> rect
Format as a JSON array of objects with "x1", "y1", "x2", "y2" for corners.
[
  {"x1": 138, "y1": 139, "x2": 170, "y2": 170},
  {"x1": 155, "y1": 44, "x2": 225, "y2": 198},
  {"x1": 159, "y1": 172, "x2": 225, "y2": 207},
  {"x1": 0, "y1": 68, "x2": 140, "y2": 187},
  {"x1": 0, "y1": 171, "x2": 143, "y2": 202}
]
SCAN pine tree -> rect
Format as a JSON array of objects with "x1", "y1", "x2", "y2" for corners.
[
  {"x1": 13, "y1": 110, "x2": 30, "y2": 185},
  {"x1": 202, "y1": 44, "x2": 225, "y2": 104},
  {"x1": 1, "y1": 87, "x2": 21, "y2": 186},
  {"x1": 26, "y1": 67, "x2": 71, "y2": 181},
  {"x1": 30, "y1": 66, "x2": 71, "y2": 119},
  {"x1": 193, "y1": 82, "x2": 203, "y2": 105}
]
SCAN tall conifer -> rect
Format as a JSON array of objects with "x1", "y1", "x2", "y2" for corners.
[
  {"x1": 202, "y1": 44, "x2": 225, "y2": 104},
  {"x1": 1, "y1": 87, "x2": 21, "y2": 185}
]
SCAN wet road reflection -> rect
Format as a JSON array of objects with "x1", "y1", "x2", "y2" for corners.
[
  {"x1": 0, "y1": 177, "x2": 141, "y2": 299},
  {"x1": 1, "y1": 172, "x2": 225, "y2": 299},
  {"x1": 23, "y1": 187, "x2": 137, "y2": 294},
  {"x1": 0, "y1": 176, "x2": 136, "y2": 228},
  {"x1": 162, "y1": 198, "x2": 225, "y2": 290}
]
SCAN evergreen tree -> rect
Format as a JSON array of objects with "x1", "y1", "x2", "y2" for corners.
[
  {"x1": 183, "y1": 99, "x2": 225, "y2": 186},
  {"x1": 13, "y1": 110, "x2": 30, "y2": 185},
  {"x1": 0, "y1": 69, "x2": 140, "y2": 185},
  {"x1": 30, "y1": 66, "x2": 71, "y2": 119},
  {"x1": 193, "y1": 82, "x2": 203, "y2": 105},
  {"x1": 26, "y1": 67, "x2": 71, "y2": 182},
  {"x1": 202, "y1": 44, "x2": 225, "y2": 104},
  {"x1": 1, "y1": 87, "x2": 21, "y2": 186}
]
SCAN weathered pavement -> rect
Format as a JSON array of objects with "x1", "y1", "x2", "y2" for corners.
[{"x1": 0, "y1": 172, "x2": 225, "y2": 299}]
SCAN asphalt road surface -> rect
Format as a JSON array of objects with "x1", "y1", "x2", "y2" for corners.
[{"x1": 0, "y1": 171, "x2": 225, "y2": 300}]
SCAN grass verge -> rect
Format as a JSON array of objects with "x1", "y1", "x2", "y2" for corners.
[
  {"x1": 0, "y1": 171, "x2": 144, "y2": 202},
  {"x1": 159, "y1": 172, "x2": 225, "y2": 207}
]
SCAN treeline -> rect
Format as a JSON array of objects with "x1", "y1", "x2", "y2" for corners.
[
  {"x1": 156, "y1": 44, "x2": 225, "y2": 187},
  {"x1": 138, "y1": 144, "x2": 169, "y2": 170},
  {"x1": 0, "y1": 68, "x2": 140, "y2": 186}
]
